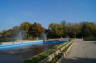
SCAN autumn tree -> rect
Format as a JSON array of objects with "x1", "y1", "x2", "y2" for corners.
[{"x1": 29, "y1": 22, "x2": 45, "y2": 39}]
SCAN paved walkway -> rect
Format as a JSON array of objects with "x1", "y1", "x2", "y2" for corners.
[{"x1": 60, "y1": 39, "x2": 96, "y2": 63}]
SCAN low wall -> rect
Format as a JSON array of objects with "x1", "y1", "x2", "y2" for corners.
[
  {"x1": 39, "y1": 40, "x2": 74, "y2": 63},
  {"x1": 56, "y1": 40, "x2": 74, "y2": 63}
]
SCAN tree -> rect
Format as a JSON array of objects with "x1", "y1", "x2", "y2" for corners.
[
  {"x1": 48, "y1": 23, "x2": 64, "y2": 38},
  {"x1": 20, "y1": 22, "x2": 32, "y2": 39},
  {"x1": 0, "y1": 29, "x2": 15, "y2": 41},
  {"x1": 81, "y1": 22, "x2": 96, "y2": 38},
  {"x1": 68, "y1": 24, "x2": 81, "y2": 38},
  {"x1": 29, "y1": 22, "x2": 45, "y2": 39}
]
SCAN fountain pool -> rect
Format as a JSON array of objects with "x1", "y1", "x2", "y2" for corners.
[{"x1": 0, "y1": 40, "x2": 68, "y2": 50}]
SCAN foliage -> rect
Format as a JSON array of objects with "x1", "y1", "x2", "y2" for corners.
[
  {"x1": 0, "y1": 22, "x2": 45, "y2": 41},
  {"x1": 1, "y1": 21, "x2": 96, "y2": 41},
  {"x1": 83, "y1": 37, "x2": 96, "y2": 41},
  {"x1": 29, "y1": 22, "x2": 45, "y2": 38},
  {"x1": 47, "y1": 21, "x2": 96, "y2": 40},
  {"x1": 81, "y1": 22, "x2": 96, "y2": 37},
  {"x1": 20, "y1": 22, "x2": 32, "y2": 39},
  {"x1": 48, "y1": 23, "x2": 64, "y2": 38}
]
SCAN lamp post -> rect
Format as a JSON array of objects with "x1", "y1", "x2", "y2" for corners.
[
  {"x1": 82, "y1": 35, "x2": 83, "y2": 40},
  {"x1": 75, "y1": 32, "x2": 76, "y2": 39}
]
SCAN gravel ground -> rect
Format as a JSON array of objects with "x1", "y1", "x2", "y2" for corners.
[{"x1": 61, "y1": 39, "x2": 96, "y2": 63}]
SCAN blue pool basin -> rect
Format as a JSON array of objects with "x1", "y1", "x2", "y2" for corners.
[{"x1": 0, "y1": 40, "x2": 68, "y2": 50}]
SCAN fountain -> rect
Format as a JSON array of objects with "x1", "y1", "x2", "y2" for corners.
[
  {"x1": 41, "y1": 33, "x2": 47, "y2": 43},
  {"x1": 14, "y1": 30, "x2": 26, "y2": 44},
  {"x1": 0, "y1": 30, "x2": 67, "y2": 50}
]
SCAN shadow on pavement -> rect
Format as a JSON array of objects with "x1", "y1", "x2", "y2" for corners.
[
  {"x1": 62, "y1": 58, "x2": 96, "y2": 63},
  {"x1": 93, "y1": 41, "x2": 96, "y2": 44}
]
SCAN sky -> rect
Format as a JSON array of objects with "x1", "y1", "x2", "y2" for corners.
[{"x1": 0, "y1": 0, "x2": 96, "y2": 31}]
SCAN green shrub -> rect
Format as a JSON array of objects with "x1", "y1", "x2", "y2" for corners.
[{"x1": 84, "y1": 37, "x2": 96, "y2": 41}]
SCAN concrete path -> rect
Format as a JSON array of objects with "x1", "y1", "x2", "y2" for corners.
[{"x1": 60, "y1": 39, "x2": 96, "y2": 63}]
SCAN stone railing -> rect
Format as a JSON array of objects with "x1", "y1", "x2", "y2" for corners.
[
  {"x1": 56, "y1": 40, "x2": 74, "y2": 63},
  {"x1": 39, "y1": 40, "x2": 74, "y2": 63},
  {"x1": 39, "y1": 43, "x2": 66, "y2": 63}
]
